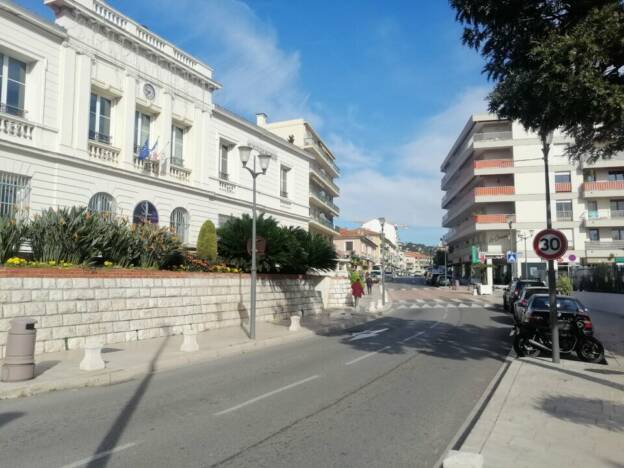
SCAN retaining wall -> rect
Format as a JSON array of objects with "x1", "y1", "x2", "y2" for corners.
[{"x1": 0, "y1": 270, "x2": 345, "y2": 358}]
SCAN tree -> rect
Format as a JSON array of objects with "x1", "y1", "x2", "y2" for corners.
[
  {"x1": 451, "y1": 0, "x2": 624, "y2": 160},
  {"x1": 197, "y1": 220, "x2": 218, "y2": 262},
  {"x1": 433, "y1": 249, "x2": 446, "y2": 266}
]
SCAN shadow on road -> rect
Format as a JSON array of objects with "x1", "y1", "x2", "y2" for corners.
[
  {"x1": 86, "y1": 333, "x2": 171, "y2": 468},
  {"x1": 538, "y1": 395, "x2": 624, "y2": 432},
  {"x1": 0, "y1": 412, "x2": 25, "y2": 429}
]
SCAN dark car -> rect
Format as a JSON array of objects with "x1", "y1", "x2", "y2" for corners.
[
  {"x1": 512, "y1": 286, "x2": 550, "y2": 325},
  {"x1": 522, "y1": 294, "x2": 591, "y2": 333},
  {"x1": 435, "y1": 275, "x2": 451, "y2": 287},
  {"x1": 503, "y1": 279, "x2": 546, "y2": 311}
]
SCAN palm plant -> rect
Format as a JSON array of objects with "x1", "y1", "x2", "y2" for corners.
[{"x1": 0, "y1": 217, "x2": 26, "y2": 263}]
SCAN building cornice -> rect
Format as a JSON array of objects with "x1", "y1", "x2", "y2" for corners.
[{"x1": 0, "y1": 0, "x2": 67, "y2": 39}]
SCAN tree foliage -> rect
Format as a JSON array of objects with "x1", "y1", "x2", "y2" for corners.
[
  {"x1": 196, "y1": 220, "x2": 218, "y2": 262},
  {"x1": 451, "y1": 0, "x2": 624, "y2": 160}
]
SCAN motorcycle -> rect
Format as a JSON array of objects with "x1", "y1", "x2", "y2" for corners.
[{"x1": 513, "y1": 313, "x2": 605, "y2": 363}]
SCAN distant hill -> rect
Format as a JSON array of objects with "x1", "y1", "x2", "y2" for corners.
[{"x1": 402, "y1": 242, "x2": 436, "y2": 255}]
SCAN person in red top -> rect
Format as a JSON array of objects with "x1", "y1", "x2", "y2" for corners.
[{"x1": 351, "y1": 279, "x2": 364, "y2": 308}]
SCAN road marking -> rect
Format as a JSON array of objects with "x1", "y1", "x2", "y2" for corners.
[
  {"x1": 345, "y1": 346, "x2": 391, "y2": 365},
  {"x1": 430, "y1": 322, "x2": 440, "y2": 329},
  {"x1": 214, "y1": 375, "x2": 320, "y2": 416},
  {"x1": 61, "y1": 442, "x2": 138, "y2": 468},
  {"x1": 349, "y1": 328, "x2": 389, "y2": 341},
  {"x1": 399, "y1": 331, "x2": 425, "y2": 343},
  {"x1": 443, "y1": 312, "x2": 448, "y2": 319}
]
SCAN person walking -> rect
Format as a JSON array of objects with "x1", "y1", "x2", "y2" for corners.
[
  {"x1": 351, "y1": 277, "x2": 364, "y2": 309},
  {"x1": 365, "y1": 273, "x2": 373, "y2": 295}
]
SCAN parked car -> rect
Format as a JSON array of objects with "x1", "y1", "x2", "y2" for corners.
[
  {"x1": 435, "y1": 275, "x2": 451, "y2": 287},
  {"x1": 503, "y1": 279, "x2": 546, "y2": 311},
  {"x1": 512, "y1": 286, "x2": 550, "y2": 325}
]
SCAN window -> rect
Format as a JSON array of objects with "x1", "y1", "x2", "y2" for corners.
[
  {"x1": 170, "y1": 207, "x2": 189, "y2": 243},
  {"x1": 171, "y1": 126, "x2": 184, "y2": 166},
  {"x1": 555, "y1": 200, "x2": 573, "y2": 221},
  {"x1": 612, "y1": 228, "x2": 624, "y2": 241},
  {"x1": 0, "y1": 170, "x2": 30, "y2": 219},
  {"x1": 0, "y1": 54, "x2": 26, "y2": 117},
  {"x1": 588, "y1": 229, "x2": 600, "y2": 241},
  {"x1": 610, "y1": 200, "x2": 624, "y2": 218},
  {"x1": 132, "y1": 201, "x2": 158, "y2": 225},
  {"x1": 586, "y1": 201, "x2": 598, "y2": 219},
  {"x1": 280, "y1": 165, "x2": 290, "y2": 198},
  {"x1": 584, "y1": 170, "x2": 596, "y2": 182},
  {"x1": 134, "y1": 111, "x2": 151, "y2": 154},
  {"x1": 608, "y1": 171, "x2": 624, "y2": 181},
  {"x1": 88, "y1": 93, "x2": 111, "y2": 144},
  {"x1": 345, "y1": 241, "x2": 353, "y2": 251},
  {"x1": 219, "y1": 144, "x2": 229, "y2": 180},
  {"x1": 554, "y1": 171, "x2": 571, "y2": 184},
  {"x1": 88, "y1": 192, "x2": 116, "y2": 218}
]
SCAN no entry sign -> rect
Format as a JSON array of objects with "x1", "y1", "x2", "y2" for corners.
[{"x1": 533, "y1": 229, "x2": 568, "y2": 260}]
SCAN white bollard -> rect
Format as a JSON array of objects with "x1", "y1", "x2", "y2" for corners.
[
  {"x1": 289, "y1": 315, "x2": 301, "y2": 332},
  {"x1": 80, "y1": 340, "x2": 105, "y2": 371},
  {"x1": 368, "y1": 302, "x2": 377, "y2": 313},
  {"x1": 376, "y1": 299, "x2": 383, "y2": 310},
  {"x1": 180, "y1": 328, "x2": 199, "y2": 352}
]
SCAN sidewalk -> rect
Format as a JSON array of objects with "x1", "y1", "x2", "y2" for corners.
[{"x1": 0, "y1": 308, "x2": 379, "y2": 400}]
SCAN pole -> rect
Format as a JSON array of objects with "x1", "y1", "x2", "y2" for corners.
[
  {"x1": 250, "y1": 158, "x2": 257, "y2": 340},
  {"x1": 524, "y1": 235, "x2": 528, "y2": 278},
  {"x1": 380, "y1": 222, "x2": 386, "y2": 305},
  {"x1": 542, "y1": 133, "x2": 559, "y2": 363}
]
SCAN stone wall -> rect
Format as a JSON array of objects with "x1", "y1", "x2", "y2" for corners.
[{"x1": 0, "y1": 272, "x2": 328, "y2": 358}]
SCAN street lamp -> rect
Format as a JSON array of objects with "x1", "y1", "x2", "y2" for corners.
[
  {"x1": 517, "y1": 230, "x2": 534, "y2": 279},
  {"x1": 378, "y1": 217, "x2": 386, "y2": 305},
  {"x1": 440, "y1": 237, "x2": 448, "y2": 280},
  {"x1": 239, "y1": 145, "x2": 271, "y2": 339},
  {"x1": 541, "y1": 131, "x2": 560, "y2": 363}
]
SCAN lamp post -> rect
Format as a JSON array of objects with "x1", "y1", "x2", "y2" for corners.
[
  {"x1": 517, "y1": 230, "x2": 534, "y2": 279},
  {"x1": 239, "y1": 145, "x2": 271, "y2": 340},
  {"x1": 378, "y1": 217, "x2": 386, "y2": 305},
  {"x1": 541, "y1": 131, "x2": 560, "y2": 363},
  {"x1": 440, "y1": 237, "x2": 448, "y2": 280},
  {"x1": 507, "y1": 218, "x2": 515, "y2": 281}
]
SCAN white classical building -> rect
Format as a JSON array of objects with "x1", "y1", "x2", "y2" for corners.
[
  {"x1": 441, "y1": 113, "x2": 624, "y2": 283},
  {"x1": 0, "y1": 0, "x2": 312, "y2": 245}
]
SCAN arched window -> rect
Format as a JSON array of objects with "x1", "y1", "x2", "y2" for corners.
[
  {"x1": 133, "y1": 201, "x2": 158, "y2": 225},
  {"x1": 170, "y1": 207, "x2": 189, "y2": 243},
  {"x1": 88, "y1": 192, "x2": 116, "y2": 217}
]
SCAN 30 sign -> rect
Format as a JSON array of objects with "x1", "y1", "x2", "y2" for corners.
[{"x1": 533, "y1": 229, "x2": 568, "y2": 260}]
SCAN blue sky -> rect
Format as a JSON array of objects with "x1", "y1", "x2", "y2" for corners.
[{"x1": 17, "y1": 0, "x2": 491, "y2": 245}]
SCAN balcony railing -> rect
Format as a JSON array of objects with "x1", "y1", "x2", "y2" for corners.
[
  {"x1": 473, "y1": 159, "x2": 514, "y2": 169},
  {"x1": 304, "y1": 137, "x2": 340, "y2": 174},
  {"x1": 586, "y1": 240, "x2": 624, "y2": 250},
  {"x1": 473, "y1": 131, "x2": 513, "y2": 142},
  {"x1": 169, "y1": 162, "x2": 191, "y2": 182},
  {"x1": 0, "y1": 112, "x2": 34, "y2": 142},
  {"x1": 88, "y1": 141, "x2": 120, "y2": 165},
  {"x1": 311, "y1": 164, "x2": 340, "y2": 193},
  {"x1": 612, "y1": 210, "x2": 624, "y2": 218},
  {"x1": 474, "y1": 186, "x2": 515, "y2": 196},
  {"x1": 310, "y1": 191, "x2": 340, "y2": 213},
  {"x1": 473, "y1": 214, "x2": 515, "y2": 224},
  {"x1": 219, "y1": 172, "x2": 229, "y2": 181},
  {"x1": 555, "y1": 182, "x2": 572, "y2": 192},
  {"x1": 583, "y1": 181, "x2": 624, "y2": 191},
  {"x1": 556, "y1": 210, "x2": 573, "y2": 222},
  {"x1": 311, "y1": 213, "x2": 338, "y2": 231}
]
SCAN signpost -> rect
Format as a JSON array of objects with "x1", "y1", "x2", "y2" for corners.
[
  {"x1": 533, "y1": 228, "x2": 568, "y2": 364},
  {"x1": 506, "y1": 251, "x2": 517, "y2": 264}
]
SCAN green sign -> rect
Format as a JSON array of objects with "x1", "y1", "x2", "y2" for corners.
[
  {"x1": 471, "y1": 245, "x2": 480, "y2": 264},
  {"x1": 615, "y1": 257, "x2": 624, "y2": 264}
]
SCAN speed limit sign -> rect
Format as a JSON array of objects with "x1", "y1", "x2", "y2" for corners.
[{"x1": 533, "y1": 229, "x2": 568, "y2": 260}]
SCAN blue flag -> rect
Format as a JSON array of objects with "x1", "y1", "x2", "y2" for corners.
[{"x1": 138, "y1": 139, "x2": 150, "y2": 161}]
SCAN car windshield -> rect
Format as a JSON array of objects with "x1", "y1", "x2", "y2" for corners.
[
  {"x1": 525, "y1": 288, "x2": 548, "y2": 298},
  {"x1": 531, "y1": 296, "x2": 579, "y2": 311}
]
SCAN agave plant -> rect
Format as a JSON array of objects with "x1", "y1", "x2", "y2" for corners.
[{"x1": 0, "y1": 217, "x2": 26, "y2": 263}]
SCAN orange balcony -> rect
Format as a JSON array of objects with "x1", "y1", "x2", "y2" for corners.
[
  {"x1": 473, "y1": 159, "x2": 513, "y2": 169},
  {"x1": 474, "y1": 186, "x2": 515, "y2": 196},
  {"x1": 583, "y1": 181, "x2": 624, "y2": 191},
  {"x1": 473, "y1": 214, "x2": 515, "y2": 224},
  {"x1": 555, "y1": 182, "x2": 572, "y2": 192}
]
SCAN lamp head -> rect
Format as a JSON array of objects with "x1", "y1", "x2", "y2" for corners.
[
  {"x1": 258, "y1": 153, "x2": 271, "y2": 173},
  {"x1": 238, "y1": 145, "x2": 252, "y2": 167}
]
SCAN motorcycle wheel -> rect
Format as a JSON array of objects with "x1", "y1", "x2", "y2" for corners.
[
  {"x1": 513, "y1": 334, "x2": 541, "y2": 358},
  {"x1": 577, "y1": 337, "x2": 605, "y2": 363}
]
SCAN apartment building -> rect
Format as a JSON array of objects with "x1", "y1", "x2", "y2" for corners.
[
  {"x1": 361, "y1": 219, "x2": 401, "y2": 272},
  {"x1": 0, "y1": 0, "x2": 312, "y2": 245},
  {"x1": 334, "y1": 228, "x2": 379, "y2": 270},
  {"x1": 256, "y1": 114, "x2": 340, "y2": 239},
  {"x1": 441, "y1": 114, "x2": 589, "y2": 283},
  {"x1": 404, "y1": 251, "x2": 431, "y2": 275}
]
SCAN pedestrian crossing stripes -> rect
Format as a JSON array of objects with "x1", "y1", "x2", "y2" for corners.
[{"x1": 392, "y1": 299, "x2": 496, "y2": 309}]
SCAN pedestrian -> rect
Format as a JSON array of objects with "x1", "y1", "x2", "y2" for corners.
[
  {"x1": 365, "y1": 273, "x2": 373, "y2": 295},
  {"x1": 351, "y1": 278, "x2": 364, "y2": 308}
]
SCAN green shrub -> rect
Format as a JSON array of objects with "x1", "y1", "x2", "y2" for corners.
[
  {"x1": 557, "y1": 275, "x2": 573, "y2": 295},
  {"x1": 0, "y1": 217, "x2": 26, "y2": 263},
  {"x1": 130, "y1": 223, "x2": 184, "y2": 269},
  {"x1": 196, "y1": 220, "x2": 218, "y2": 262}
]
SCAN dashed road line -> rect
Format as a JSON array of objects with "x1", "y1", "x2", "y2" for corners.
[
  {"x1": 345, "y1": 346, "x2": 391, "y2": 366},
  {"x1": 61, "y1": 442, "x2": 139, "y2": 468}
]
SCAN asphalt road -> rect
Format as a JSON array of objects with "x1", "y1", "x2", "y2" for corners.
[{"x1": 0, "y1": 281, "x2": 513, "y2": 468}]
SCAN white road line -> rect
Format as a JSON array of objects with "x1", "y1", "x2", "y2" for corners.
[
  {"x1": 430, "y1": 322, "x2": 440, "y2": 329},
  {"x1": 443, "y1": 312, "x2": 448, "y2": 319},
  {"x1": 399, "y1": 331, "x2": 425, "y2": 343},
  {"x1": 61, "y1": 442, "x2": 139, "y2": 468},
  {"x1": 214, "y1": 375, "x2": 320, "y2": 416},
  {"x1": 345, "y1": 346, "x2": 391, "y2": 366}
]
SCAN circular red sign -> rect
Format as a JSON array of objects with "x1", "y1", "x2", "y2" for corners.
[{"x1": 533, "y1": 229, "x2": 568, "y2": 260}]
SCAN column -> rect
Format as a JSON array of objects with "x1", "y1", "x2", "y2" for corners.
[
  {"x1": 57, "y1": 44, "x2": 78, "y2": 154},
  {"x1": 73, "y1": 53, "x2": 92, "y2": 156},
  {"x1": 159, "y1": 89, "x2": 172, "y2": 168},
  {"x1": 120, "y1": 72, "x2": 136, "y2": 168}
]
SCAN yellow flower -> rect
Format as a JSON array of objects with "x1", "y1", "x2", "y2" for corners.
[
  {"x1": 48, "y1": 260, "x2": 56, "y2": 266},
  {"x1": 104, "y1": 261, "x2": 113, "y2": 267}
]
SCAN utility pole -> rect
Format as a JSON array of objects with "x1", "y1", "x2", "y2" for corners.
[
  {"x1": 379, "y1": 217, "x2": 386, "y2": 305},
  {"x1": 542, "y1": 131, "x2": 560, "y2": 364}
]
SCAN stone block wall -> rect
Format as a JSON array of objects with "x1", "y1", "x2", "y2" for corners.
[
  {"x1": 0, "y1": 272, "x2": 324, "y2": 358},
  {"x1": 327, "y1": 277, "x2": 353, "y2": 308}
]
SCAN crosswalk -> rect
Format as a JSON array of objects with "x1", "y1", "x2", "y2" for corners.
[{"x1": 392, "y1": 299, "x2": 497, "y2": 309}]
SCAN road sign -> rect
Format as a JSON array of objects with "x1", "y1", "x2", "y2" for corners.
[
  {"x1": 568, "y1": 254, "x2": 577, "y2": 263},
  {"x1": 506, "y1": 251, "x2": 517, "y2": 263},
  {"x1": 533, "y1": 229, "x2": 568, "y2": 260}
]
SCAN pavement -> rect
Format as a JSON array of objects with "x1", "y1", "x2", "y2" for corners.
[
  {"x1": 0, "y1": 281, "x2": 511, "y2": 468},
  {"x1": 447, "y1": 288, "x2": 624, "y2": 468}
]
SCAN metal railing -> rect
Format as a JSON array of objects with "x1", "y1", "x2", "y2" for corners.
[
  {"x1": 586, "y1": 240, "x2": 624, "y2": 250},
  {"x1": 311, "y1": 213, "x2": 338, "y2": 231},
  {"x1": 304, "y1": 137, "x2": 340, "y2": 174},
  {"x1": 556, "y1": 210, "x2": 573, "y2": 221},
  {"x1": 310, "y1": 164, "x2": 340, "y2": 193},
  {"x1": 611, "y1": 210, "x2": 624, "y2": 218},
  {"x1": 473, "y1": 131, "x2": 513, "y2": 142},
  {"x1": 310, "y1": 190, "x2": 340, "y2": 213}
]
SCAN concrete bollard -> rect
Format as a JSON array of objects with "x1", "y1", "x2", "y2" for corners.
[
  {"x1": 289, "y1": 315, "x2": 301, "y2": 332},
  {"x1": 80, "y1": 339, "x2": 105, "y2": 371},
  {"x1": 180, "y1": 328, "x2": 199, "y2": 352},
  {"x1": 376, "y1": 299, "x2": 383, "y2": 310},
  {"x1": 368, "y1": 302, "x2": 377, "y2": 313}
]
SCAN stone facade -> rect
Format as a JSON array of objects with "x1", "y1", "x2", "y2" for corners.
[{"x1": 0, "y1": 273, "x2": 332, "y2": 358}]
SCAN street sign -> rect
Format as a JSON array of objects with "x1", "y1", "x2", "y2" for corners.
[
  {"x1": 506, "y1": 251, "x2": 517, "y2": 263},
  {"x1": 533, "y1": 229, "x2": 568, "y2": 260},
  {"x1": 615, "y1": 257, "x2": 624, "y2": 264},
  {"x1": 568, "y1": 254, "x2": 577, "y2": 263}
]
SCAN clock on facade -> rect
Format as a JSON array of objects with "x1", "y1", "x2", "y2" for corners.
[{"x1": 143, "y1": 83, "x2": 156, "y2": 101}]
